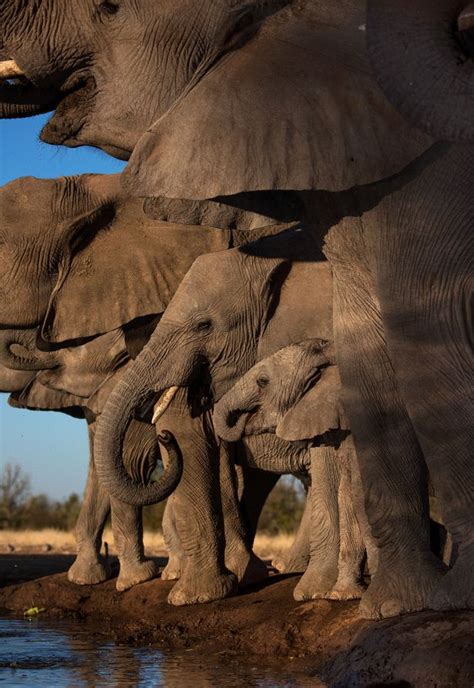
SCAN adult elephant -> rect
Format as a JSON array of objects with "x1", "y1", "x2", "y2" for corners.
[
  {"x1": 2, "y1": 0, "x2": 471, "y2": 616},
  {"x1": 348, "y1": 0, "x2": 473, "y2": 612},
  {"x1": 0, "y1": 0, "x2": 426, "y2": 191},
  {"x1": 2, "y1": 326, "x2": 180, "y2": 590},
  {"x1": 0, "y1": 172, "x2": 279, "y2": 590},
  {"x1": 94, "y1": 226, "x2": 340, "y2": 604}
]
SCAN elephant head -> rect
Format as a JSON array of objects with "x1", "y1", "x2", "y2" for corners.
[
  {"x1": 93, "y1": 227, "x2": 326, "y2": 505},
  {"x1": 0, "y1": 1, "x2": 429, "y2": 196},
  {"x1": 0, "y1": 173, "x2": 232, "y2": 343},
  {"x1": 6, "y1": 326, "x2": 177, "y2": 493},
  {"x1": 367, "y1": 0, "x2": 474, "y2": 141},
  {"x1": 214, "y1": 339, "x2": 348, "y2": 443}
]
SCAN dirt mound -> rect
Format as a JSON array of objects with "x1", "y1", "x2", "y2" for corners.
[{"x1": 0, "y1": 555, "x2": 473, "y2": 687}]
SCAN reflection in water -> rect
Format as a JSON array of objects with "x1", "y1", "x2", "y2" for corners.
[{"x1": 0, "y1": 619, "x2": 318, "y2": 687}]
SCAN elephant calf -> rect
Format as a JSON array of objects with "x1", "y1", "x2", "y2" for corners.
[{"x1": 214, "y1": 338, "x2": 378, "y2": 602}]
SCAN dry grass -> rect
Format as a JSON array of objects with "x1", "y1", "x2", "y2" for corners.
[{"x1": 0, "y1": 529, "x2": 294, "y2": 559}]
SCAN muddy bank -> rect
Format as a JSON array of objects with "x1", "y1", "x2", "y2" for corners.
[{"x1": 0, "y1": 555, "x2": 473, "y2": 687}]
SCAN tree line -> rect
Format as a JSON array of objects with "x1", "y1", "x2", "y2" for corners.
[{"x1": 0, "y1": 462, "x2": 305, "y2": 534}]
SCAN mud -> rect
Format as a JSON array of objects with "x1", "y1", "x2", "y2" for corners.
[{"x1": 1, "y1": 555, "x2": 473, "y2": 687}]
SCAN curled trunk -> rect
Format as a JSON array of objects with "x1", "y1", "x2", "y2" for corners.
[
  {"x1": 0, "y1": 329, "x2": 57, "y2": 370},
  {"x1": 213, "y1": 380, "x2": 258, "y2": 442},
  {"x1": 94, "y1": 347, "x2": 183, "y2": 506}
]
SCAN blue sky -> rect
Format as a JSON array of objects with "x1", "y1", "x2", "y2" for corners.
[{"x1": 0, "y1": 116, "x2": 125, "y2": 499}]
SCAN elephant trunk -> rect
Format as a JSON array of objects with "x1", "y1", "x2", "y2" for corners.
[
  {"x1": 94, "y1": 345, "x2": 183, "y2": 507},
  {"x1": 0, "y1": 329, "x2": 57, "y2": 371},
  {"x1": 213, "y1": 378, "x2": 258, "y2": 442},
  {"x1": 367, "y1": 0, "x2": 474, "y2": 141}
]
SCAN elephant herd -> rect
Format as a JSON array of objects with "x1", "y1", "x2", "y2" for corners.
[{"x1": 0, "y1": 0, "x2": 472, "y2": 619}]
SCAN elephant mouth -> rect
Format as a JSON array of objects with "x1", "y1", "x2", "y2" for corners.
[{"x1": 0, "y1": 58, "x2": 95, "y2": 141}]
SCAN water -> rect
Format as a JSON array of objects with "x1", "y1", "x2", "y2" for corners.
[{"x1": 0, "y1": 618, "x2": 318, "y2": 687}]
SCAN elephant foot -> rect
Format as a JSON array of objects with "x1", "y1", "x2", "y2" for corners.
[
  {"x1": 272, "y1": 552, "x2": 309, "y2": 574},
  {"x1": 116, "y1": 558, "x2": 159, "y2": 592},
  {"x1": 161, "y1": 553, "x2": 184, "y2": 581},
  {"x1": 67, "y1": 555, "x2": 110, "y2": 586},
  {"x1": 293, "y1": 563, "x2": 338, "y2": 602},
  {"x1": 359, "y1": 555, "x2": 445, "y2": 619},
  {"x1": 226, "y1": 549, "x2": 269, "y2": 586},
  {"x1": 430, "y1": 545, "x2": 474, "y2": 611},
  {"x1": 167, "y1": 569, "x2": 237, "y2": 606},
  {"x1": 326, "y1": 579, "x2": 365, "y2": 601}
]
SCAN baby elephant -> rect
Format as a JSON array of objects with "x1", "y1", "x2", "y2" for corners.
[{"x1": 214, "y1": 339, "x2": 377, "y2": 602}]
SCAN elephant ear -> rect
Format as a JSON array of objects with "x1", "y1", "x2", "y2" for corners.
[
  {"x1": 367, "y1": 0, "x2": 474, "y2": 141},
  {"x1": 41, "y1": 218, "x2": 232, "y2": 344},
  {"x1": 276, "y1": 366, "x2": 349, "y2": 442},
  {"x1": 124, "y1": 10, "x2": 430, "y2": 200}
]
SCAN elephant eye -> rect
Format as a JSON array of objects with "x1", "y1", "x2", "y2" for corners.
[
  {"x1": 195, "y1": 319, "x2": 212, "y2": 333},
  {"x1": 97, "y1": 1, "x2": 119, "y2": 16},
  {"x1": 256, "y1": 376, "x2": 269, "y2": 389}
]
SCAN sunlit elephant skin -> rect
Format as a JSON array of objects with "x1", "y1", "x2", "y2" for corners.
[
  {"x1": 0, "y1": 172, "x2": 279, "y2": 592},
  {"x1": 94, "y1": 226, "x2": 338, "y2": 605},
  {"x1": 0, "y1": 0, "x2": 428, "y2": 200},
  {"x1": 0, "y1": 359, "x2": 35, "y2": 392},
  {"x1": 0, "y1": 174, "x2": 234, "y2": 340},
  {"x1": 214, "y1": 339, "x2": 378, "y2": 601}
]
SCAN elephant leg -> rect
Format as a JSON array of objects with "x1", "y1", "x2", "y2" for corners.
[
  {"x1": 329, "y1": 233, "x2": 443, "y2": 618},
  {"x1": 377, "y1": 211, "x2": 473, "y2": 611},
  {"x1": 161, "y1": 496, "x2": 185, "y2": 581},
  {"x1": 349, "y1": 442, "x2": 379, "y2": 576},
  {"x1": 294, "y1": 447, "x2": 341, "y2": 601},
  {"x1": 156, "y1": 394, "x2": 236, "y2": 606},
  {"x1": 68, "y1": 427, "x2": 111, "y2": 585},
  {"x1": 237, "y1": 462, "x2": 280, "y2": 546},
  {"x1": 272, "y1": 487, "x2": 311, "y2": 574},
  {"x1": 112, "y1": 498, "x2": 158, "y2": 592},
  {"x1": 329, "y1": 437, "x2": 366, "y2": 600},
  {"x1": 219, "y1": 443, "x2": 268, "y2": 586}
]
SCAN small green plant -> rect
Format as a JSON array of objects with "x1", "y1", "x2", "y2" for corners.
[{"x1": 23, "y1": 606, "x2": 46, "y2": 618}]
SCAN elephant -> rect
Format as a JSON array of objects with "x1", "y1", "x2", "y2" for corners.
[
  {"x1": 0, "y1": 172, "x2": 285, "y2": 590},
  {"x1": 214, "y1": 338, "x2": 378, "y2": 601},
  {"x1": 93, "y1": 225, "x2": 341, "y2": 604},
  {"x1": 2, "y1": 325, "x2": 181, "y2": 591},
  {"x1": 1, "y1": 0, "x2": 471, "y2": 618},
  {"x1": 0, "y1": 0, "x2": 426, "y2": 193}
]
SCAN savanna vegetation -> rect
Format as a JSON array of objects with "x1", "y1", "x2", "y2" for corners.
[{"x1": 0, "y1": 462, "x2": 305, "y2": 535}]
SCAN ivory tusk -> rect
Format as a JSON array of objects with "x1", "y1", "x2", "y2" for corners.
[
  {"x1": 458, "y1": 3, "x2": 474, "y2": 32},
  {"x1": 0, "y1": 60, "x2": 24, "y2": 80},
  {"x1": 152, "y1": 386, "x2": 179, "y2": 424}
]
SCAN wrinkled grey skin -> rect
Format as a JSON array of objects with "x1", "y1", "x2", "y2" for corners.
[
  {"x1": 94, "y1": 227, "x2": 336, "y2": 605},
  {"x1": 0, "y1": 0, "x2": 427, "y2": 200},
  {"x1": 0, "y1": 172, "x2": 277, "y2": 591},
  {"x1": 2, "y1": 0, "x2": 471, "y2": 617},
  {"x1": 2, "y1": 326, "x2": 177, "y2": 591},
  {"x1": 215, "y1": 339, "x2": 378, "y2": 601}
]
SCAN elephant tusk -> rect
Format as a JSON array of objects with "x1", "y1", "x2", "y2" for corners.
[
  {"x1": 458, "y1": 3, "x2": 474, "y2": 32},
  {"x1": 152, "y1": 386, "x2": 179, "y2": 424},
  {"x1": 0, "y1": 60, "x2": 25, "y2": 80}
]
